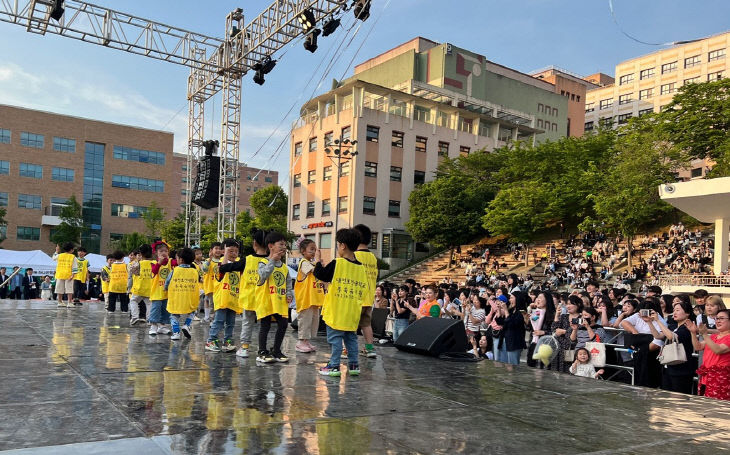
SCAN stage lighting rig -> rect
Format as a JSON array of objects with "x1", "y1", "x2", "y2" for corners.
[
  {"x1": 50, "y1": 0, "x2": 64, "y2": 21},
  {"x1": 353, "y1": 0, "x2": 370, "y2": 21},
  {"x1": 322, "y1": 17, "x2": 341, "y2": 37},
  {"x1": 297, "y1": 8, "x2": 316, "y2": 33},
  {"x1": 203, "y1": 139, "x2": 219, "y2": 156},
  {"x1": 303, "y1": 29, "x2": 321, "y2": 53},
  {"x1": 252, "y1": 56, "x2": 276, "y2": 85}
]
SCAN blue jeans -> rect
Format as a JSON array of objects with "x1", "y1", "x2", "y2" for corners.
[
  {"x1": 326, "y1": 325, "x2": 359, "y2": 367},
  {"x1": 149, "y1": 300, "x2": 170, "y2": 324},
  {"x1": 393, "y1": 319, "x2": 410, "y2": 341},
  {"x1": 493, "y1": 337, "x2": 508, "y2": 362},
  {"x1": 209, "y1": 308, "x2": 236, "y2": 342},
  {"x1": 506, "y1": 349, "x2": 522, "y2": 365},
  {"x1": 170, "y1": 313, "x2": 192, "y2": 333}
]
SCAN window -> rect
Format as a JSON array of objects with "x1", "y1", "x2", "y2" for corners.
[
  {"x1": 437, "y1": 141, "x2": 449, "y2": 157},
  {"x1": 460, "y1": 146, "x2": 470, "y2": 157},
  {"x1": 709, "y1": 48, "x2": 726, "y2": 62},
  {"x1": 661, "y1": 61, "x2": 677, "y2": 74},
  {"x1": 307, "y1": 170, "x2": 316, "y2": 184},
  {"x1": 109, "y1": 233, "x2": 124, "y2": 242},
  {"x1": 294, "y1": 142, "x2": 302, "y2": 157},
  {"x1": 363, "y1": 196, "x2": 376, "y2": 215},
  {"x1": 309, "y1": 137, "x2": 317, "y2": 153},
  {"x1": 293, "y1": 173, "x2": 301, "y2": 187},
  {"x1": 660, "y1": 83, "x2": 676, "y2": 95},
  {"x1": 324, "y1": 132, "x2": 333, "y2": 147},
  {"x1": 264, "y1": 176, "x2": 273, "y2": 183},
  {"x1": 392, "y1": 131, "x2": 404, "y2": 148},
  {"x1": 53, "y1": 137, "x2": 76, "y2": 153},
  {"x1": 113, "y1": 146, "x2": 165, "y2": 165},
  {"x1": 640, "y1": 68, "x2": 655, "y2": 80},
  {"x1": 338, "y1": 196, "x2": 348, "y2": 213},
  {"x1": 20, "y1": 132, "x2": 44, "y2": 148},
  {"x1": 306, "y1": 202, "x2": 315, "y2": 218},
  {"x1": 691, "y1": 167, "x2": 703, "y2": 178},
  {"x1": 639, "y1": 88, "x2": 654, "y2": 100},
  {"x1": 17, "y1": 226, "x2": 40, "y2": 241},
  {"x1": 537, "y1": 119, "x2": 544, "y2": 129},
  {"x1": 0, "y1": 192, "x2": 7, "y2": 206},
  {"x1": 584, "y1": 121, "x2": 594, "y2": 131},
  {"x1": 364, "y1": 161, "x2": 377, "y2": 177},
  {"x1": 292, "y1": 204, "x2": 300, "y2": 220},
  {"x1": 19, "y1": 163, "x2": 43, "y2": 179},
  {"x1": 414, "y1": 170, "x2": 425, "y2": 185},
  {"x1": 319, "y1": 233, "x2": 332, "y2": 249},
  {"x1": 0, "y1": 129, "x2": 10, "y2": 144},
  {"x1": 111, "y1": 203, "x2": 148, "y2": 218},
  {"x1": 51, "y1": 167, "x2": 74, "y2": 182},
  {"x1": 600, "y1": 117, "x2": 614, "y2": 127},
  {"x1": 390, "y1": 166, "x2": 402, "y2": 182},
  {"x1": 0, "y1": 160, "x2": 8, "y2": 175},
  {"x1": 619, "y1": 73, "x2": 634, "y2": 85},
  {"x1": 111, "y1": 175, "x2": 164, "y2": 192},
  {"x1": 341, "y1": 126, "x2": 351, "y2": 142},
  {"x1": 415, "y1": 136, "x2": 427, "y2": 153},
  {"x1": 618, "y1": 113, "x2": 632, "y2": 125},
  {"x1": 369, "y1": 233, "x2": 378, "y2": 250},
  {"x1": 18, "y1": 194, "x2": 41, "y2": 209},
  {"x1": 339, "y1": 161, "x2": 350, "y2": 177},
  {"x1": 684, "y1": 76, "x2": 700, "y2": 85},
  {"x1": 585, "y1": 102, "x2": 594, "y2": 113},
  {"x1": 708, "y1": 71, "x2": 724, "y2": 82},
  {"x1": 684, "y1": 55, "x2": 701, "y2": 68},
  {"x1": 639, "y1": 108, "x2": 654, "y2": 116},
  {"x1": 599, "y1": 98, "x2": 613, "y2": 109},
  {"x1": 552, "y1": 108, "x2": 558, "y2": 117},
  {"x1": 323, "y1": 166, "x2": 332, "y2": 181},
  {"x1": 388, "y1": 200, "x2": 400, "y2": 217},
  {"x1": 619, "y1": 93, "x2": 633, "y2": 105},
  {"x1": 366, "y1": 125, "x2": 379, "y2": 142},
  {"x1": 321, "y1": 199, "x2": 330, "y2": 216}
]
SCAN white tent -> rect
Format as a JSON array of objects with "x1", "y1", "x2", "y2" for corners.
[
  {"x1": 0, "y1": 249, "x2": 57, "y2": 276},
  {"x1": 85, "y1": 253, "x2": 129, "y2": 273}
]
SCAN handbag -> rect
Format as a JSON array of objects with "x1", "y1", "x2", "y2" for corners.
[
  {"x1": 385, "y1": 316, "x2": 395, "y2": 336},
  {"x1": 564, "y1": 349, "x2": 575, "y2": 362},
  {"x1": 657, "y1": 334, "x2": 687, "y2": 366},
  {"x1": 584, "y1": 341, "x2": 606, "y2": 367}
]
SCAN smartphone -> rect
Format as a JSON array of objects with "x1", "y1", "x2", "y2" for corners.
[{"x1": 640, "y1": 309, "x2": 651, "y2": 317}]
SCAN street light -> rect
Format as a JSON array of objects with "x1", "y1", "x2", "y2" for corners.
[{"x1": 325, "y1": 134, "x2": 358, "y2": 255}]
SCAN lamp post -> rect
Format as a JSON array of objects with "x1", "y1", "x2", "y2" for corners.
[{"x1": 324, "y1": 135, "x2": 358, "y2": 256}]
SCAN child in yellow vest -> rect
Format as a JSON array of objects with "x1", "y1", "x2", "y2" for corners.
[
  {"x1": 129, "y1": 244, "x2": 155, "y2": 326},
  {"x1": 100, "y1": 255, "x2": 113, "y2": 310},
  {"x1": 206, "y1": 239, "x2": 242, "y2": 353},
  {"x1": 216, "y1": 229, "x2": 269, "y2": 358},
  {"x1": 294, "y1": 239, "x2": 325, "y2": 353},
  {"x1": 200, "y1": 242, "x2": 223, "y2": 323},
  {"x1": 107, "y1": 250, "x2": 129, "y2": 313},
  {"x1": 149, "y1": 241, "x2": 174, "y2": 336},
  {"x1": 353, "y1": 224, "x2": 379, "y2": 358},
  {"x1": 193, "y1": 247, "x2": 205, "y2": 321},
  {"x1": 166, "y1": 247, "x2": 202, "y2": 341},
  {"x1": 52, "y1": 242, "x2": 78, "y2": 308},
  {"x1": 255, "y1": 231, "x2": 293, "y2": 363},
  {"x1": 313, "y1": 228, "x2": 371, "y2": 377},
  {"x1": 72, "y1": 246, "x2": 89, "y2": 305}
]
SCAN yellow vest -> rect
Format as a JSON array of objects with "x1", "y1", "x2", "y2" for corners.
[
  {"x1": 132, "y1": 259, "x2": 154, "y2": 297},
  {"x1": 203, "y1": 258, "x2": 221, "y2": 295},
  {"x1": 321, "y1": 258, "x2": 370, "y2": 332},
  {"x1": 54, "y1": 252, "x2": 75, "y2": 280},
  {"x1": 101, "y1": 265, "x2": 111, "y2": 294},
  {"x1": 238, "y1": 254, "x2": 266, "y2": 311},
  {"x1": 167, "y1": 266, "x2": 200, "y2": 314},
  {"x1": 76, "y1": 257, "x2": 89, "y2": 282},
  {"x1": 354, "y1": 250, "x2": 378, "y2": 307},
  {"x1": 255, "y1": 259, "x2": 288, "y2": 319},
  {"x1": 214, "y1": 269, "x2": 242, "y2": 313},
  {"x1": 151, "y1": 261, "x2": 171, "y2": 301},
  {"x1": 295, "y1": 259, "x2": 325, "y2": 312},
  {"x1": 109, "y1": 262, "x2": 128, "y2": 293}
]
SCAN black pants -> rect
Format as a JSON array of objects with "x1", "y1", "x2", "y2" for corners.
[
  {"x1": 107, "y1": 292, "x2": 129, "y2": 312},
  {"x1": 9, "y1": 288, "x2": 21, "y2": 300},
  {"x1": 73, "y1": 280, "x2": 86, "y2": 301},
  {"x1": 662, "y1": 372, "x2": 694, "y2": 395},
  {"x1": 258, "y1": 314, "x2": 288, "y2": 353}
]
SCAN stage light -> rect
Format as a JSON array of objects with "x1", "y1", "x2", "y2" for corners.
[
  {"x1": 322, "y1": 17, "x2": 341, "y2": 37},
  {"x1": 257, "y1": 56, "x2": 276, "y2": 74},
  {"x1": 253, "y1": 70, "x2": 265, "y2": 85},
  {"x1": 353, "y1": 0, "x2": 370, "y2": 21},
  {"x1": 231, "y1": 26, "x2": 241, "y2": 38},
  {"x1": 303, "y1": 29, "x2": 321, "y2": 53},
  {"x1": 203, "y1": 140, "x2": 219, "y2": 156},
  {"x1": 50, "y1": 0, "x2": 65, "y2": 21},
  {"x1": 297, "y1": 8, "x2": 316, "y2": 32}
]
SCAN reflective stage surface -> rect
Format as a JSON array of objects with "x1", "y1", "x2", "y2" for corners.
[{"x1": 1, "y1": 300, "x2": 729, "y2": 454}]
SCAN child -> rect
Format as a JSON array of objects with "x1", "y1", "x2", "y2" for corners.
[
  {"x1": 193, "y1": 247, "x2": 205, "y2": 321},
  {"x1": 129, "y1": 244, "x2": 154, "y2": 326},
  {"x1": 73, "y1": 247, "x2": 89, "y2": 305},
  {"x1": 294, "y1": 239, "x2": 325, "y2": 353},
  {"x1": 217, "y1": 229, "x2": 269, "y2": 358},
  {"x1": 107, "y1": 250, "x2": 129, "y2": 313},
  {"x1": 353, "y1": 224, "x2": 378, "y2": 358},
  {"x1": 255, "y1": 231, "x2": 292, "y2": 363},
  {"x1": 52, "y1": 242, "x2": 78, "y2": 308},
  {"x1": 206, "y1": 239, "x2": 243, "y2": 353},
  {"x1": 569, "y1": 347, "x2": 604, "y2": 378},
  {"x1": 149, "y1": 241, "x2": 174, "y2": 336},
  {"x1": 314, "y1": 228, "x2": 371, "y2": 377},
  {"x1": 100, "y1": 255, "x2": 113, "y2": 310},
  {"x1": 166, "y1": 247, "x2": 202, "y2": 341},
  {"x1": 40, "y1": 276, "x2": 52, "y2": 300},
  {"x1": 201, "y1": 242, "x2": 223, "y2": 323}
]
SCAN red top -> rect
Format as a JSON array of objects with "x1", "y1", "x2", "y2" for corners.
[
  {"x1": 703, "y1": 333, "x2": 730, "y2": 368},
  {"x1": 151, "y1": 257, "x2": 178, "y2": 274}
]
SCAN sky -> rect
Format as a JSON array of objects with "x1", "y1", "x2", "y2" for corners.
[{"x1": 1, "y1": 0, "x2": 728, "y2": 188}]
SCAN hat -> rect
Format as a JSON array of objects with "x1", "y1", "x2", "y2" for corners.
[{"x1": 497, "y1": 295, "x2": 509, "y2": 303}]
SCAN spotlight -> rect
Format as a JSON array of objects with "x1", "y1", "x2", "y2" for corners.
[
  {"x1": 303, "y1": 29, "x2": 321, "y2": 53},
  {"x1": 353, "y1": 0, "x2": 370, "y2": 21},
  {"x1": 203, "y1": 140, "x2": 219, "y2": 156},
  {"x1": 231, "y1": 26, "x2": 241, "y2": 38},
  {"x1": 297, "y1": 8, "x2": 316, "y2": 32},
  {"x1": 253, "y1": 71, "x2": 265, "y2": 85},
  {"x1": 255, "y1": 56, "x2": 276, "y2": 74},
  {"x1": 322, "y1": 17, "x2": 341, "y2": 37},
  {"x1": 50, "y1": 0, "x2": 64, "y2": 21}
]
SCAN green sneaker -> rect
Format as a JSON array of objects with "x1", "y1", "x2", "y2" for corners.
[
  {"x1": 205, "y1": 340, "x2": 221, "y2": 352},
  {"x1": 318, "y1": 365, "x2": 341, "y2": 377}
]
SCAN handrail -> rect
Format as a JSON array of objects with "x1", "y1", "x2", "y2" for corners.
[{"x1": 657, "y1": 274, "x2": 730, "y2": 288}]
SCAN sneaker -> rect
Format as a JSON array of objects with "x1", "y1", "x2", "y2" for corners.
[
  {"x1": 138, "y1": 317, "x2": 147, "y2": 323},
  {"x1": 256, "y1": 350, "x2": 275, "y2": 363},
  {"x1": 65, "y1": 302, "x2": 74, "y2": 308},
  {"x1": 361, "y1": 349, "x2": 377, "y2": 359},
  {"x1": 205, "y1": 340, "x2": 221, "y2": 352},
  {"x1": 222, "y1": 338, "x2": 236, "y2": 352},
  {"x1": 57, "y1": 302, "x2": 65, "y2": 308},
  {"x1": 306, "y1": 341, "x2": 317, "y2": 352},
  {"x1": 295, "y1": 341, "x2": 312, "y2": 353},
  {"x1": 73, "y1": 300, "x2": 82, "y2": 306},
  {"x1": 272, "y1": 350, "x2": 289, "y2": 362},
  {"x1": 192, "y1": 315, "x2": 201, "y2": 321},
  {"x1": 236, "y1": 346, "x2": 250, "y2": 358},
  {"x1": 130, "y1": 317, "x2": 140, "y2": 326},
  {"x1": 181, "y1": 325, "x2": 191, "y2": 339},
  {"x1": 318, "y1": 365, "x2": 341, "y2": 377},
  {"x1": 156, "y1": 326, "x2": 171, "y2": 335},
  {"x1": 148, "y1": 324, "x2": 158, "y2": 336},
  {"x1": 171, "y1": 332, "x2": 181, "y2": 341},
  {"x1": 348, "y1": 363, "x2": 360, "y2": 375}
]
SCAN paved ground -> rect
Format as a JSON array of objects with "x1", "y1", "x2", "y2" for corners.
[{"x1": 1, "y1": 299, "x2": 729, "y2": 454}]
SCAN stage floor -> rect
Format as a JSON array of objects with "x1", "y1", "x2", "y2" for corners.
[{"x1": 1, "y1": 299, "x2": 729, "y2": 454}]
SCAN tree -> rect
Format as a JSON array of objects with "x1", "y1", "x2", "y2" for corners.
[
  {"x1": 249, "y1": 185, "x2": 292, "y2": 240},
  {"x1": 51, "y1": 195, "x2": 85, "y2": 246},
  {"x1": 110, "y1": 232, "x2": 150, "y2": 254},
  {"x1": 160, "y1": 212, "x2": 186, "y2": 249},
  {"x1": 142, "y1": 201, "x2": 165, "y2": 240}
]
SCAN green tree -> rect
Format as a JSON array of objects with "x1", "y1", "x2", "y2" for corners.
[
  {"x1": 110, "y1": 232, "x2": 150, "y2": 254},
  {"x1": 142, "y1": 201, "x2": 165, "y2": 240},
  {"x1": 249, "y1": 185, "x2": 292, "y2": 240},
  {"x1": 51, "y1": 195, "x2": 85, "y2": 246},
  {"x1": 160, "y1": 212, "x2": 186, "y2": 249}
]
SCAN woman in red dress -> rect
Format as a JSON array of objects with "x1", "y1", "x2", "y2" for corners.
[{"x1": 688, "y1": 308, "x2": 730, "y2": 400}]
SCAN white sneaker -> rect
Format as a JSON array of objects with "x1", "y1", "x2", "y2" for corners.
[
  {"x1": 65, "y1": 302, "x2": 74, "y2": 308},
  {"x1": 157, "y1": 325, "x2": 171, "y2": 335},
  {"x1": 181, "y1": 325, "x2": 191, "y2": 339},
  {"x1": 130, "y1": 317, "x2": 140, "y2": 326},
  {"x1": 171, "y1": 332, "x2": 181, "y2": 340},
  {"x1": 148, "y1": 324, "x2": 158, "y2": 336},
  {"x1": 57, "y1": 302, "x2": 65, "y2": 308},
  {"x1": 236, "y1": 347, "x2": 249, "y2": 358}
]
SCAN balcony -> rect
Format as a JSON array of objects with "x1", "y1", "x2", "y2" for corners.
[{"x1": 41, "y1": 205, "x2": 64, "y2": 226}]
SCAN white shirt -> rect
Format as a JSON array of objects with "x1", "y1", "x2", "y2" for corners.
[{"x1": 625, "y1": 313, "x2": 666, "y2": 347}]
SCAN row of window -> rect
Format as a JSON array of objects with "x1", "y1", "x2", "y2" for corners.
[
  {"x1": 0, "y1": 161, "x2": 75, "y2": 181},
  {"x1": 111, "y1": 203, "x2": 148, "y2": 218},
  {"x1": 559, "y1": 90, "x2": 581, "y2": 103},
  {"x1": 294, "y1": 167, "x2": 426, "y2": 186},
  {"x1": 113, "y1": 146, "x2": 165, "y2": 165},
  {"x1": 584, "y1": 109, "x2": 655, "y2": 131},
  {"x1": 292, "y1": 197, "x2": 401, "y2": 219},
  {"x1": 536, "y1": 119, "x2": 559, "y2": 132},
  {"x1": 111, "y1": 175, "x2": 165, "y2": 192},
  {"x1": 537, "y1": 103, "x2": 559, "y2": 117},
  {"x1": 617, "y1": 49, "x2": 726, "y2": 86}
]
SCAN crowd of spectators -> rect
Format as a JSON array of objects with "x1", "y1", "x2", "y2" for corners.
[{"x1": 0, "y1": 266, "x2": 103, "y2": 301}]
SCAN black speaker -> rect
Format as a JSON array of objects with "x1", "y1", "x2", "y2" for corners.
[
  {"x1": 191, "y1": 156, "x2": 220, "y2": 209},
  {"x1": 370, "y1": 307, "x2": 389, "y2": 338},
  {"x1": 394, "y1": 318, "x2": 468, "y2": 357}
]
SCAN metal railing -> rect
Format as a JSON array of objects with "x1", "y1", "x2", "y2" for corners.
[{"x1": 657, "y1": 274, "x2": 730, "y2": 288}]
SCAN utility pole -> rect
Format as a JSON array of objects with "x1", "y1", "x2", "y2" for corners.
[{"x1": 324, "y1": 134, "x2": 358, "y2": 255}]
